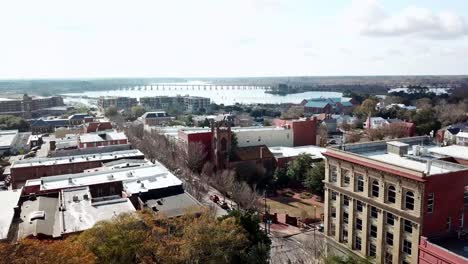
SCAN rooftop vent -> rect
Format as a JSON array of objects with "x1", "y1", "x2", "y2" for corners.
[
  {"x1": 72, "y1": 195, "x2": 79, "y2": 202},
  {"x1": 68, "y1": 177, "x2": 73, "y2": 184},
  {"x1": 107, "y1": 174, "x2": 114, "y2": 180},
  {"x1": 387, "y1": 141, "x2": 409, "y2": 156},
  {"x1": 83, "y1": 194, "x2": 89, "y2": 200},
  {"x1": 141, "y1": 182, "x2": 145, "y2": 188}
]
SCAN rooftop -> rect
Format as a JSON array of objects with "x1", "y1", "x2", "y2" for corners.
[
  {"x1": 145, "y1": 192, "x2": 202, "y2": 218},
  {"x1": 60, "y1": 187, "x2": 136, "y2": 235},
  {"x1": 18, "y1": 196, "x2": 60, "y2": 238},
  {"x1": 25, "y1": 164, "x2": 182, "y2": 194},
  {"x1": 0, "y1": 130, "x2": 18, "y2": 149},
  {"x1": 269, "y1": 145, "x2": 326, "y2": 159},
  {"x1": 329, "y1": 136, "x2": 468, "y2": 176},
  {"x1": 429, "y1": 145, "x2": 468, "y2": 161},
  {"x1": 0, "y1": 189, "x2": 22, "y2": 240},
  {"x1": 429, "y1": 236, "x2": 468, "y2": 260},
  {"x1": 12, "y1": 149, "x2": 144, "y2": 168},
  {"x1": 79, "y1": 133, "x2": 104, "y2": 143}
]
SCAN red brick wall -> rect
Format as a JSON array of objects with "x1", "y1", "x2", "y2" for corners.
[
  {"x1": 291, "y1": 119, "x2": 317, "y2": 146},
  {"x1": 423, "y1": 170, "x2": 468, "y2": 237},
  {"x1": 419, "y1": 237, "x2": 466, "y2": 264}
]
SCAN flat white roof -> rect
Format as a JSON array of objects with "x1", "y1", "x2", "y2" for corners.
[
  {"x1": 363, "y1": 151, "x2": 451, "y2": 175},
  {"x1": 105, "y1": 131, "x2": 127, "y2": 141},
  {"x1": 429, "y1": 145, "x2": 468, "y2": 161},
  {"x1": 457, "y1": 132, "x2": 468, "y2": 138},
  {"x1": 269, "y1": 145, "x2": 326, "y2": 159},
  {"x1": 232, "y1": 126, "x2": 288, "y2": 133},
  {"x1": 79, "y1": 133, "x2": 104, "y2": 143},
  {"x1": 25, "y1": 164, "x2": 182, "y2": 194},
  {"x1": 0, "y1": 189, "x2": 22, "y2": 239},
  {"x1": 12, "y1": 149, "x2": 144, "y2": 168},
  {"x1": 387, "y1": 141, "x2": 410, "y2": 147},
  {"x1": 60, "y1": 187, "x2": 135, "y2": 235},
  {"x1": 0, "y1": 130, "x2": 18, "y2": 148}
]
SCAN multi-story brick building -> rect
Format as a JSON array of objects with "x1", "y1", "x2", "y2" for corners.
[
  {"x1": 323, "y1": 137, "x2": 468, "y2": 264},
  {"x1": 0, "y1": 94, "x2": 64, "y2": 117},
  {"x1": 139, "y1": 95, "x2": 210, "y2": 112},
  {"x1": 97, "y1": 96, "x2": 138, "y2": 110}
]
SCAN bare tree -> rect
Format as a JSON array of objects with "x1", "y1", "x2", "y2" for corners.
[
  {"x1": 186, "y1": 142, "x2": 207, "y2": 173},
  {"x1": 317, "y1": 123, "x2": 328, "y2": 147},
  {"x1": 367, "y1": 128, "x2": 385, "y2": 141}
]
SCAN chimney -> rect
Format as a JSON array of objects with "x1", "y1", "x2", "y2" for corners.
[
  {"x1": 50, "y1": 140, "x2": 56, "y2": 151},
  {"x1": 426, "y1": 160, "x2": 432, "y2": 175}
]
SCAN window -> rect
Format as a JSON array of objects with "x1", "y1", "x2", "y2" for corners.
[
  {"x1": 356, "y1": 175, "x2": 364, "y2": 192},
  {"x1": 330, "y1": 223, "x2": 336, "y2": 236},
  {"x1": 330, "y1": 166, "x2": 338, "y2": 182},
  {"x1": 343, "y1": 195, "x2": 350, "y2": 206},
  {"x1": 387, "y1": 185, "x2": 396, "y2": 203},
  {"x1": 371, "y1": 206, "x2": 378, "y2": 218},
  {"x1": 372, "y1": 180, "x2": 380, "y2": 197},
  {"x1": 386, "y1": 213, "x2": 395, "y2": 226},
  {"x1": 342, "y1": 169, "x2": 350, "y2": 186},
  {"x1": 464, "y1": 186, "x2": 468, "y2": 206},
  {"x1": 403, "y1": 240, "x2": 412, "y2": 255},
  {"x1": 355, "y1": 236, "x2": 362, "y2": 251},
  {"x1": 369, "y1": 243, "x2": 376, "y2": 257},
  {"x1": 405, "y1": 191, "x2": 414, "y2": 210},
  {"x1": 356, "y1": 218, "x2": 362, "y2": 230},
  {"x1": 386, "y1": 232, "x2": 394, "y2": 246},
  {"x1": 331, "y1": 207, "x2": 336, "y2": 218},
  {"x1": 427, "y1": 193, "x2": 434, "y2": 213},
  {"x1": 356, "y1": 201, "x2": 364, "y2": 212},
  {"x1": 370, "y1": 225, "x2": 377, "y2": 238},
  {"x1": 404, "y1": 220, "x2": 413, "y2": 233},
  {"x1": 331, "y1": 191, "x2": 337, "y2": 201},
  {"x1": 447, "y1": 217, "x2": 452, "y2": 231},
  {"x1": 343, "y1": 212, "x2": 349, "y2": 224},
  {"x1": 385, "y1": 252, "x2": 393, "y2": 264},
  {"x1": 342, "y1": 228, "x2": 348, "y2": 243}
]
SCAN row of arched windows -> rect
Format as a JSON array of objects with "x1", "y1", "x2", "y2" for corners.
[{"x1": 354, "y1": 175, "x2": 415, "y2": 210}]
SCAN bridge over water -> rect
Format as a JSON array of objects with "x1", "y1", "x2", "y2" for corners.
[{"x1": 117, "y1": 84, "x2": 271, "y2": 91}]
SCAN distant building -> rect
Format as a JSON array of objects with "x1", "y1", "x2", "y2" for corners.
[
  {"x1": 139, "y1": 111, "x2": 174, "y2": 126},
  {"x1": 456, "y1": 132, "x2": 468, "y2": 146},
  {"x1": 301, "y1": 97, "x2": 356, "y2": 115},
  {"x1": 323, "y1": 137, "x2": 468, "y2": 264},
  {"x1": 82, "y1": 121, "x2": 113, "y2": 133},
  {"x1": 269, "y1": 145, "x2": 325, "y2": 168},
  {"x1": 0, "y1": 130, "x2": 19, "y2": 155},
  {"x1": 29, "y1": 114, "x2": 93, "y2": 134},
  {"x1": 0, "y1": 189, "x2": 21, "y2": 240},
  {"x1": 0, "y1": 94, "x2": 64, "y2": 118},
  {"x1": 78, "y1": 130, "x2": 128, "y2": 149},
  {"x1": 97, "y1": 96, "x2": 138, "y2": 111},
  {"x1": 139, "y1": 95, "x2": 210, "y2": 113},
  {"x1": 365, "y1": 116, "x2": 416, "y2": 137}
]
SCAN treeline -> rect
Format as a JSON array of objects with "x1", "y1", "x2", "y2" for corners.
[{"x1": 0, "y1": 210, "x2": 271, "y2": 264}]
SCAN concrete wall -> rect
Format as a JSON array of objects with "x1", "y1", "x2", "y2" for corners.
[{"x1": 235, "y1": 128, "x2": 293, "y2": 148}]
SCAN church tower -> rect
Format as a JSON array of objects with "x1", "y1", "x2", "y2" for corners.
[{"x1": 211, "y1": 120, "x2": 231, "y2": 170}]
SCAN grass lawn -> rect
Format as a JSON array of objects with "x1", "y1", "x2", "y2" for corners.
[{"x1": 263, "y1": 189, "x2": 324, "y2": 219}]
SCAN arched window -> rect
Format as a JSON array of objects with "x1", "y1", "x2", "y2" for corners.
[
  {"x1": 356, "y1": 175, "x2": 364, "y2": 192},
  {"x1": 405, "y1": 191, "x2": 414, "y2": 210},
  {"x1": 387, "y1": 186, "x2": 396, "y2": 203},
  {"x1": 372, "y1": 180, "x2": 379, "y2": 197}
]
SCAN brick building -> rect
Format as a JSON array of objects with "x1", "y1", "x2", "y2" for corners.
[
  {"x1": 139, "y1": 95, "x2": 210, "y2": 113},
  {"x1": 272, "y1": 117, "x2": 318, "y2": 146},
  {"x1": 323, "y1": 137, "x2": 468, "y2": 263},
  {"x1": 10, "y1": 149, "x2": 144, "y2": 188},
  {"x1": 0, "y1": 94, "x2": 64, "y2": 118},
  {"x1": 97, "y1": 96, "x2": 138, "y2": 110}
]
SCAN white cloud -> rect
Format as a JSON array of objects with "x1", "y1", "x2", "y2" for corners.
[{"x1": 346, "y1": 0, "x2": 468, "y2": 39}]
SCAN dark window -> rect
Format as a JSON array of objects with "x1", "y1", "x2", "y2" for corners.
[
  {"x1": 356, "y1": 218, "x2": 362, "y2": 230},
  {"x1": 356, "y1": 200, "x2": 364, "y2": 212},
  {"x1": 370, "y1": 225, "x2": 377, "y2": 238},
  {"x1": 427, "y1": 193, "x2": 434, "y2": 213},
  {"x1": 372, "y1": 180, "x2": 380, "y2": 197},
  {"x1": 343, "y1": 212, "x2": 349, "y2": 224},
  {"x1": 330, "y1": 223, "x2": 336, "y2": 236},
  {"x1": 403, "y1": 240, "x2": 412, "y2": 255},
  {"x1": 371, "y1": 206, "x2": 378, "y2": 218},
  {"x1": 343, "y1": 195, "x2": 350, "y2": 206},
  {"x1": 387, "y1": 185, "x2": 396, "y2": 203},
  {"x1": 386, "y1": 232, "x2": 393, "y2": 246},
  {"x1": 342, "y1": 169, "x2": 350, "y2": 186},
  {"x1": 405, "y1": 191, "x2": 414, "y2": 210},
  {"x1": 404, "y1": 220, "x2": 413, "y2": 233},
  {"x1": 342, "y1": 228, "x2": 348, "y2": 243},
  {"x1": 356, "y1": 175, "x2": 364, "y2": 192},
  {"x1": 355, "y1": 237, "x2": 362, "y2": 250},
  {"x1": 369, "y1": 243, "x2": 376, "y2": 257},
  {"x1": 386, "y1": 213, "x2": 395, "y2": 226},
  {"x1": 385, "y1": 252, "x2": 393, "y2": 264},
  {"x1": 331, "y1": 191, "x2": 337, "y2": 201},
  {"x1": 331, "y1": 207, "x2": 336, "y2": 218},
  {"x1": 330, "y1": 166, "x2": 338, "y2": 182}
]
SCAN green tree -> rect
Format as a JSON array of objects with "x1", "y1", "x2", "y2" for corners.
[
  {"x1": 354, "y1": 98, "x2": 378, "y2": 118},
  {"x1": 305, "y1": 161, "x2": 325, "y2": 196},
  {"x1": 286, "y1": 153, "x2": 314, "y2": 182},
  {"x1": 184, "y1": 114, "x2": 194, "y2": 126},
  {"x1": 104, "y1": 106, "x2": 118, "y2": 117},
  {"x1": 77, "y1": 213, "x2": 148, "y2": 264},
  {"x1": 273, "y1": 167, "x2": 289, "y2": 187},
  {"x1": 0, "y1": 115, "x2": 29, "y2": 131},
  {"x1": 324, "y1": 255, "x2": 372, "y2": 264},
  {"x1": 131, "y1": 105, "x2": 146, "y2": 118}
]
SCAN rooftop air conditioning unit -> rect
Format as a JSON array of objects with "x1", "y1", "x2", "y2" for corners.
[
  {"x1": 83, "y1": 194, "x2": 89, "y2": 200},
  {"x1": 73, "y1": 195, "x2": 79, "y2": 202}
]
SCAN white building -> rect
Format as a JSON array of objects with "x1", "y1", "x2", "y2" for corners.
[
  {"x1": 456, "y1": 132, "x2": 468, "y2": 146},
  {"x1": 232, "y1": 126, "x2": 293, "y2": 147}
]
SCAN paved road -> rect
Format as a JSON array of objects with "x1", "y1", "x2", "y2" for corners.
[{"x1": 270, "y1": 229, "x2": 325, "y2": 264}]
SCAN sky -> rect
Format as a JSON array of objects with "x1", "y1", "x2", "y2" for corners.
[{"x1": 0, "y1": 0, "x2": 468, "y2": 78}]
